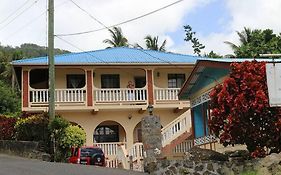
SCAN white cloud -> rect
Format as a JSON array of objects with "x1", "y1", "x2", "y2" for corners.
[
  {"x1": 0, "y1": 0, "x2": 212, "y2": 52},
  {"x1": 0, "y1": 0, "x2": 280, "y2": 56},
  {"x1": 194, "y1": 0, "x2": 281, "y2": 56}
]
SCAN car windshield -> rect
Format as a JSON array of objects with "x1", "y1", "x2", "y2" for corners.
[{"x1": 80, "y1": 148, "x2": 103, "y2": 157}]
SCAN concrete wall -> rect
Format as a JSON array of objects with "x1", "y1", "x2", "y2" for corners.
[{"x1": 0, "y1": 140, "x2": 50, "y2": 161}]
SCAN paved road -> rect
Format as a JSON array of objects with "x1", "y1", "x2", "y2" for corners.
[{"x1": 0, "y1": 154, "x2": 147, "y2": 175}]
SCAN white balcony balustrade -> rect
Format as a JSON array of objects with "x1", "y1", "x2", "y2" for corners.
[
  {"x1": 154, "y1": 88, "x2": 180, "y2": 102},
  {"x1": 94, "y1": 88, "x2": 147, "y2": 104},
  {"x1": 29, "y1": 88, "x2": 86, "y2": 104}
]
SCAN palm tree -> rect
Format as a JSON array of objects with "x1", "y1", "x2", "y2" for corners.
[
  {"x1": 224, "y1": 27, "x2": 252, "y2": 51},
  {"x1": 144, "y1": 35, "x2": 166, "y2": 51},
  {"x1": 103, "y1": 27, "x2": 128, "y2": 48}
]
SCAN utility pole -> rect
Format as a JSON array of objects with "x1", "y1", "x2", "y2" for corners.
[{"x1": 48, "y1": 0, "x2": 55, "y2": 120}]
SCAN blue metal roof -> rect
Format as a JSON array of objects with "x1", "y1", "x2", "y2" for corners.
[{"x1": 12, "y1": 47, "x2": 201, "y2": 65}]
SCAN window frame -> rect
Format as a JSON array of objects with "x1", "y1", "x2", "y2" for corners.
[
  {"x1": 101, "y1": 74, "x2": 120, "y2": 88},
  {"x1": 168, "y1": 74, "x2": 186, "y2": 88},
  {"x1": 66, "y1": 74, "x2": 85, "y2": 88}
]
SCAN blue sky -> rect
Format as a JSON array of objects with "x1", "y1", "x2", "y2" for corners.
[
  {"x1": 167, "y1": 0, "x2": 232, "y2": 54},
  {"x1": 0, "y1": 0, "x2": 280, "y2": 55}
]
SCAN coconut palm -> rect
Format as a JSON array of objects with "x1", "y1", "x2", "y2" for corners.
[
  {"x1": 224, "y1": 27, "x2": 252, "y2": 51},
  {"x1": 144, "y1": 35, "x2": 166, "y2": 51},
  {"x1": 103, "y1": 27, "x2": 128, "y2": 48}
]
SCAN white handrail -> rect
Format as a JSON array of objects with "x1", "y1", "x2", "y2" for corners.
[
  {"x1": 94, "y1": 88, "x2": 147, "y2": 102},
  {"x1": 161, "y1": 110, "x2": 191, "y2": 146},
  {"x1": 30, "y1": 88, "x2": 86, "y2": 103},
  {"x1": 154, "y1": 87, "x2": 180, "y2": 101},
  {"x1": 128, "y1": 142, "x2": 144, "y2": 162},
  {"x1": 94, "y1": 142, "x2": 126, "y2": 156}
]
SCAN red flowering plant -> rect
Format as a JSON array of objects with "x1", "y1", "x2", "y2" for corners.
[
  {"x1": 0, "y1": 115, "x2": 17, "y2": 140},
  {"x1": 209, "y1": 61, "x2": 281, "y2": 157}
]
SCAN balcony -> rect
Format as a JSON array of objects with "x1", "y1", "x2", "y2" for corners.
[
  {"x1": 29, "y1": 88, "x2": 86, "y2": 107},
  {"x1": 94, "y1": 88, "x2": 147, "y2": 105},
  {"x1": 27, "y1": 87, "x2": 188, "y2": 110}
]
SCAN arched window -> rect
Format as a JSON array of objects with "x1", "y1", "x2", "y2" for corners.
[{"x1": 94, "y1": 125, "x2": 119, "y2": 143}]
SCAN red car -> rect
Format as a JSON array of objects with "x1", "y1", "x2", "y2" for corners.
[{"x1": 68, "y1": 146, "x2": 105, "y2": 166}]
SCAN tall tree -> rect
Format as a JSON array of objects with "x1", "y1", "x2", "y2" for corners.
[
  {"x1": 209, "y1": 61, "x2": 281, "y2": 157},
  {"x1": 225, "y1": 27, "x2": 281, "y2": 58},
  {"x1": 134, "y1": 35, "x2": 167, "y2": 52},
  {"x1": 103, "y1": 27, "x2": 128, "y2": 48},
  {"x1": 184, "y1": 25, "x2": 205, "y2": 56}
]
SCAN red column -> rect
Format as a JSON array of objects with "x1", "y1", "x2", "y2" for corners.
[
  {"x1": 22, "y1": 70, "x2": 29, "y2": 108},
  {"x1": 86, "y1": 70, "x2": 93, "y2": 106},
  {"x1": 146, "y1": 70, "x2": 154, "y2": 105}
]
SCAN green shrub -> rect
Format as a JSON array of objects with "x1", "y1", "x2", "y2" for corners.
[
  {"x1": 15, "y1": 113, "x2": 49, "y2": 141},
  {"x1": 59, "y1": 125, "x2": 86, "y2": 149},
  {"x1": 48, "y1": 116, "x2": 69, "y2": 134},
  {"x1": 0, "y1": 81, "x2": 20, "y2": 115}
]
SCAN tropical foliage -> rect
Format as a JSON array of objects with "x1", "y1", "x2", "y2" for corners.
[
  {"x1": 48, "y1": 116, "x2": 85, "y2": 162},
  {"x1": 59, "y1": 125, "x2": 86, "y2": 149},
  {"x1": 204, "y1": 50, "x2": 223, "y2": 58},
  {"x1": 135, "y1": 35, "x2": 167, "y2": 51},
  {"x1": 0, "y1": 43, "x2": 69, "y2": 85},
  {"x1": 14, "y1": 113, "x2": 49, "y2": 141},
  {"x1": 209, "y1": 61, "x2": 281, "y2": 157},
  {"x1": 225, "y1": 27, "x2": 281, "y2": 58},
  {"x1": 184, "y1": 25, "x2": 205, "y2": 56},
  {"x1": 0, "y1": 115, "x2": 17, "y2": 140},
  {"x1": 103, "y1": 27, "x2": 128, "y2": 47},
  {"x1": 0, "y1": 80, "x2": 20, "y2": 114}
]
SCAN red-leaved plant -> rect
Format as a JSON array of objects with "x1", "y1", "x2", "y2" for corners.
[
  {"x1": 209, "y1": 61, "x2": 281, "y2": 157},
  {"x1": 0, "y1": 115, "x2": 17, "y2": 140}
]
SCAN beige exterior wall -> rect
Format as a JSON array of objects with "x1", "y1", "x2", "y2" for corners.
[
  {"x1": 59, "y1": 108, "x2": 181, "y2": 149},
  {"x1": 93, "y1": 68, "x2": 146, "y2": 88},
  {"x1": 154, "y1": 68, "x2": 192, "y2": 88},
  {"x1": 55, "y1": 68, "x2": 85, "y2": 89}
]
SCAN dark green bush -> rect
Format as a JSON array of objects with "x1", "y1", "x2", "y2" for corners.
[{"x1": 0, "y1": 81, "x2": 20, "y2": 115}]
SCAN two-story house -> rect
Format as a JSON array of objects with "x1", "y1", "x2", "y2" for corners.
[{"x1": 12, "y1": 47, "x2": 200, "y2": 167}]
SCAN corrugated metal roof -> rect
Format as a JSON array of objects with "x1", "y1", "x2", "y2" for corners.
[
  {"x1": 12, "y1": 47, "x2": 201, "y2": 65},
  {"x1": 198, "y1": 57, "x2": 281, "y2": 62}
]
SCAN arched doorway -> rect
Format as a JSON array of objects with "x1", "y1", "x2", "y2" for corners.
[
  {"x1": 133, "y1": 122, "x2": 142, "y2": 143},
  {"x1": 93, "y1": 121, "x2": 126, "y2": 143}
]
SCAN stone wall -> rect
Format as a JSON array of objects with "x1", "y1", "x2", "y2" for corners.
[
  {"x1": 0, "y1": 140, "x2": 50, "y2": 161},
  {"x1": 151, "y1": 147, "x2": 281, "y2": 175}
]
